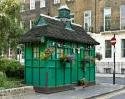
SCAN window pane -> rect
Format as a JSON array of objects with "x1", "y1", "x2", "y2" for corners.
[
  {"x1": 30, "y1": 0, "x2": 35, "y2": 10},
  {"x1": 105, "y1": 40, "x2": 111, "y2": 58},
  {"x1": 84, "y1": 10, "x2": 91, "y2": 32},
  {"x1": 104, "y1": 8, "x2": 111, "y2": 31},
  {"x1": 120, "y1": 5, "x2": 125, "y2": 30},
  {"x1": 54, "y1": 0, "x2": 60, "y2": 4},
  {"x1": 121, "y1": 39, "x2": 125, "y2": 57},
  {"x1": 33, "y1": 47, "x2": 39, "y2": 59},
  {"x1": 40, "y1": 0, "x2": 45, "y2": 8}
]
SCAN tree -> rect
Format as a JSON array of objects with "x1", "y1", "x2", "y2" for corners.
[{"x1": 0, "y1": 0, "x2": 24, "y2": 58}]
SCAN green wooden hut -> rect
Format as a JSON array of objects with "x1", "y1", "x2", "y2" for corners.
[{"x1": 20, "y1": 5, "x2": 99, "y2": 93}]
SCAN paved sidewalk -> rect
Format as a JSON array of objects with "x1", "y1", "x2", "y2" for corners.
[
  {"x1": 2, "y1": 83, "x2": 125, "y2": 99},
  {"x1": 96, "y1": 73, "x2": 125, "y2": 78}
]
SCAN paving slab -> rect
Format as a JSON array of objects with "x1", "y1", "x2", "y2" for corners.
[{"x1": 1, "y1": 83, "x2": 125, "y2": 99}]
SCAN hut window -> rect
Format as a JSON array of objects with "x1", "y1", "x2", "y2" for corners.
[
  {"x1": 57, "y1": 48, "x2": 63, "y2": 59},
  {"x1": 33, "y1": 47, "x2": 39, "y2": 59}
]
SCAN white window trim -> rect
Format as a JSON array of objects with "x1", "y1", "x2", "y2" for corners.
[
  {"x1": 120, "y1": 5, "x2": 125, "y2": 30},
  {"x1": 121, "y1": 39, "x2": 125, "y2": 58},
  {"x1": 54, "y1": 0, "x2": 60, "y2": 4},
  {"x1": 67, "y1": 0, "x2": 74, "y2": 1},
  {"x1": 104, "y1": 7, "x2": 111, "y2": 32},
  {"x1": 40, "y1": 0, "x2": 46, "y2": 8},
  {"x1": 84, "y1": 10, "x2": 92, "y2": 32},
  {"x1": 30, "y1": 20, "x2": 32, "y2": 29},
  {"x1": 120, "y1": 5, "x2": 122, "y2": 30},
  {"x1": 30, "y1": 0, "x2": 35, "y2": 10},
  {"x1": 70, "y1": 13, "x2": 75, "y2": 23}
]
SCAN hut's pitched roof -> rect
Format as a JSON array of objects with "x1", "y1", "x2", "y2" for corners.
[{"x1": 21, "y1": 15, "x2": 99, "y2": 45}]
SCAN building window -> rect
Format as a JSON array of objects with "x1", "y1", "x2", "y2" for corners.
[
  {"x1": 30, "y1": 0, "x2": 35, "y2": 10},
  {"x1": 33, "y1": 47, "x2": 39, "y2": 59},
  {"x1": 54, "y1": 0, "x2": 60, "y2": 4},
  {"x1": 121, "y1": 68, "x2": 125, "y2": 74},
  {"x1": 84, "y1": 10, "x2": 91, "y2": 32},
  {"x1": 20, "y1": 21, "x2": 24, "y2": 29},
  {"x1": 120, "y1": 5, "x2": 125, "y2": 30},
  {"x1": 70, "y1": 13, "x2": 74, "y2": 23},
  {"x1": 20, "y1": 5, "x2": 25, "y2": 12},
  {"x1": 30, "y1": 20, "x2": 32, "y2": 29},
  {"x1": 121, "y1": 39, "x2": 125, "y2": 57},
  {"x1": 20, "y1": 0, "x2": 26, "y2": 12},
  {"x1": 105, "y1": 40, "x2": 112, "y2": 58},
  {"x1": 40, "y1": 0, "x2": 45, "y2": 8},
  {"x1": 104, "y1": 8, "x2": 111, "y2": 31},
  {"x1": 104, "y1": 68, "x2": 111, "y2": 74}
]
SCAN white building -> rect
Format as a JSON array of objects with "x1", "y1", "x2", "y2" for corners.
[{"x1": 91, "y1": 31, "x2": 125, "y2": 74}]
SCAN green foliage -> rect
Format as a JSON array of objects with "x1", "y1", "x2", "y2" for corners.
[
  {"x1": 0, "y1": 0, "x2": 24, "y2": 57},
  {"x1": 0, "y1": 74, "x2": 24, "y2": 89},
  {"x1": 0, "y1": 73, "x2": 7, "y2": 88},
  {"x1": 0, "y1": 58, "x2": 9, "y2": 72},
  {"x1": 7, "y1": 59, "x2": 21, "y2": 71},
  {"x1": 78, "y1": 78, "x2": 88, "y2": 86},
  {"x1": 0, "y1": 58, "x2": 24, "y2": 78}
]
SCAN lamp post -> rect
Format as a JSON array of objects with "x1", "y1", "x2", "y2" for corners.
[{"x1": 110, "y1": 34, "x2": 116, "y2": 84}]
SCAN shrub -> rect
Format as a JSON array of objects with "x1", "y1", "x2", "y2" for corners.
[
  {"x1": 77, "y1": 78, "x2": 88, "y2": 86},
  {"x1": 0, "y1": 58, "x2": 9, "y2": 72},
  {"x1": 0, "y1": 58, "x2": 24, "y2": 79},
  {"x1": 0, "y1": 73, "x2": 6, "y2": 87}
]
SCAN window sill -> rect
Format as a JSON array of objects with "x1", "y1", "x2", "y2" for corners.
[
  {"x1": 100, "y1": 29, "x2": 125, "y2": 34},
  {"x1": 40, "y1": 6, "x2": 46, "y2": 9},
  {"x1": 66, "y1": 0, "x2": 75, "y2": 3}
]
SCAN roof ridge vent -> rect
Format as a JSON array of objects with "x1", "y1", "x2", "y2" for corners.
[
  {"x1": 65, "y1": 21, "x2": 74, "y2": 31},
  {"x1": 34, "y1": 16, "x2": 47, "y2": 26}
]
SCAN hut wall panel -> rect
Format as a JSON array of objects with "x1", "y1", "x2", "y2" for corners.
[
  {"x1": 25, "y1": 67, "x2": 32, "y2": 85},
  {"x1": 71, "y1": 61, "x2": 77, "y2": 83},
  {"x1": 40, "y1": 67, "x2": 46, "y2": 87},
  {"x1": 32, "y1": 67, "x2": 40, "y2": 86}
]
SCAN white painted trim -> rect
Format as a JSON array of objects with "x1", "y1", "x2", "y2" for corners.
[
  {"x1": 104, "y1": 7, "x2": 111, "y2": 32},
  {"x1": 84, "y1": 10, "x2": 92, "y2": 31},
  {"x1": 30, "y1": 0, "x2": 35, "y2": 10},
  {"x1": 40, "y1": 0, "x2": 46, "y2": 8},
  {"x1": 30, "y1": 20, "x2": 32, "y2": 29}
]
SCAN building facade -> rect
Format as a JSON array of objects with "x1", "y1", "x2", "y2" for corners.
[
  {"x1": 20, "y1": 0, "x2": 97, "y2": 31},
  {"x1": 89, "y1": 0, "x2": 125, "y2": 74}
]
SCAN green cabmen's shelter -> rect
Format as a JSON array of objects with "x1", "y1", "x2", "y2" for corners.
[{"x1": 21, "y1": 4, "x2": 99, "y2": 93}]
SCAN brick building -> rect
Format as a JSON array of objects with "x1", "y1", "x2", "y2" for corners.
[{"x1": 20, "y1": 0, "x2": 97, "y2": 32}]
